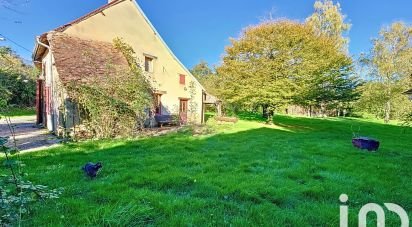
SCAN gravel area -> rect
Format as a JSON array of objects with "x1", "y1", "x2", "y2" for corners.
[{"x1": 0, "y1": 116, "x2": 62, "y2": 153}]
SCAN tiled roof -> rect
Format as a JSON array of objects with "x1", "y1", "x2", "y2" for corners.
[
  {"x1": 48, "y1": 32, "x2": 129, "y2": 86},
  {"x1": 33, "y1": 0, "x2": 126, "y2": 62}
]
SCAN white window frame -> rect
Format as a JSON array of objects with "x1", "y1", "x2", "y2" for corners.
[{"x1": 144, "y1": 53, "x2": 157, "y2": 73}]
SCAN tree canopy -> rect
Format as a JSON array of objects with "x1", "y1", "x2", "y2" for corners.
[
  {"x1": 0, "y1": 46, "x2": 37, "y2": 109},
  {"x1": 190, "y1": 61, "x2": 220, "y2": 97},
  {"x1": 190, "y1": 60, "x2": 214, "y2": 79},
  {"x1": 356, "y1": 22, "x2": 412, "y2": 123},
  {"x1": 216, "y1": 20, "x2": 353, "y2": 118},
  {"x1": 306, "y1": 0, "x2": 351, "y2": 53}
]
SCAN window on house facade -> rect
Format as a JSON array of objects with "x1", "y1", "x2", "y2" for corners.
[
  {"x1": 144, "y1": 56, "x2": 153, "y2": 72},
  {"x1": 179, "y1": 74, "x2": 186, "y2": 85}
]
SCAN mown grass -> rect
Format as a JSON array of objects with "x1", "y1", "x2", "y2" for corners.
[
  {"x1": 0, "y1": 107, "x2": 36, "y2": 117},
  {"x1": 2, "y1": 114, "x2": 411, "y2": 226}
]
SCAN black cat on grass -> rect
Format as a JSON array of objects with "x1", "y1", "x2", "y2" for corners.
[{"x1": 82, "y1": 162, "x2": 103, "y2": 179}]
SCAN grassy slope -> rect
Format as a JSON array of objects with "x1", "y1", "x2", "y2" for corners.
[{"x1": 3, "y1": 114, "x2": 412, "y2": 226}]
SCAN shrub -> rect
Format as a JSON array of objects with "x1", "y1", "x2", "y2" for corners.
[
  {"x1": 402, "y1": 112, "x2": 412, "y2": 127},
  {"x1": 0, "y1": 47, "x2": 37, "y2": 108},
  {"x1": 0, "y1": 115, "x2": 62, "y2": 225},
  {"x1": 66, "y1": 38, "x2": 153, "y2": 139}
]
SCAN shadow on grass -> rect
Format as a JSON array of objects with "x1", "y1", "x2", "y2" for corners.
[
  {"x1": 10, "y1": 114, "x2": 412, "y2": 226},
  {"x1": 236, "y1": 112, "x2": 410, "y2": 136},
  {"x1": 237, "y1": 112, "x2": 267, "y2": 122},
  {"x1": 274, "y1": 114, "x2": 410, "y2": 135}
]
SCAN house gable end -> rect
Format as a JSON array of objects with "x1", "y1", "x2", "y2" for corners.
[{"x1": 58, "y1": 0, "x2": 205, "y2": 92}]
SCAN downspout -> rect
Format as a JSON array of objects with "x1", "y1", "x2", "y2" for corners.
[
  {"x1": 201, "y1": 90, "x2": 205, "y2": 124},
  {"x1": 36, "y1": 37, "x2": 55, "y2": 132}
]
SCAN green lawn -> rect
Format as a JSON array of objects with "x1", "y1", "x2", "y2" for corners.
[
  {"x1": 3, "y1": 114, "x2": 412, "y2": 226},
  {"x1": 0, "y1": 107, "x2": 36, "y2": 117}
]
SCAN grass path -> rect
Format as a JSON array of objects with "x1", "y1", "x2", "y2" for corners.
[{"x1": 2, "y1": 114, "x2": 411, "y2": 226}]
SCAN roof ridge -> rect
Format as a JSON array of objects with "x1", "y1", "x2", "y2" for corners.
[{"x1": 54, "y1": 0, "x2": 126, "y2": 32}]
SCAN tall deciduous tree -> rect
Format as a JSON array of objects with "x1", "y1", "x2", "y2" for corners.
[
  {"x1": 294, "y1": 65, "x2": 361, "y2": 117},
  {"x1": 306, "y1": 0, "x2": 351, "y2": 53},
  {"x1": 216, "y1": 20, "x2": 348, "y2": 120},
  {"x1": 300, "y1": 0, "x2": 359, "y2": 117},
  {"x1": 368, "y1": 22, "x2": 412, "y2": 123},
  {"x1": 190, "y1": 61, "x2": 220, "y2": 97},
  {"x1": 190, "y1": 60, "x2": 213, "y2": 80},
  {"x1": 355, "y1": 81, "x2": 412, "y2": 120}
]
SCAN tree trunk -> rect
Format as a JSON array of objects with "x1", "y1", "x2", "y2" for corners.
[
  {"x1": 267, "y1": 108, "x2": 274, "y2": 124},
  {"x1": 217, "y1": 103, "x2": 222, "y2": 117},
  {"x1": 384, "y1": 81, "x2": 391, "y2": 124},
  {"x1": 262, "y1": 104, "x2": 268, "y2": 118},
  {"x1": 309, "y1": 105, "x2": 312, "y2": 117},
  {"x1": 320, "y1": 103, "x2": 326, "y2": 117},
  {"x1": 384, "y1": 100, "x2": 391, "y2": 124}
]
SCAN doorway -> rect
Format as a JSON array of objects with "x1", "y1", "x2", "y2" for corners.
[
  {"x1": 179, "y1": 99, "x2": 188, "y2": 124},
  {"x1": 36, "y1": 80, "x2": 44, "y2": 125}
]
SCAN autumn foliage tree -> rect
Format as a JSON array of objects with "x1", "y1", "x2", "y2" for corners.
[
  {"x1": 190, "y1": 61, "x2": 220, "y2": 97},
  {"x1": 216, "y1": 20, "x2": 352, "y2": 120},
  {"x1": 191, "y1": 60, "x2": 214, "y2": 79},
  {"x1": 300, "y1": 0, "x2": 360, "y2": 116}
]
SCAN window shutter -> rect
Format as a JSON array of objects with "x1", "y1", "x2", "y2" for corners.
[{"x1": 179, "y1": 74, "x2": 185, "y2": 85}]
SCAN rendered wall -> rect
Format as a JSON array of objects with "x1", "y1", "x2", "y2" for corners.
[
  {"x1": 41, "y1": 50, "x2": 73, "y2": 134},
  {"x1": 62, "y1": 0, "x2": 204, "y2": 123}
]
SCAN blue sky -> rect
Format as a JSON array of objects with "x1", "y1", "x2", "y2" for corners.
[{"x1": 0, "y1": 0, "x2": 411, "y2": 68}]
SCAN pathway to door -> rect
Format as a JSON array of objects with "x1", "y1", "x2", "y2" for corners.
[{"x1": 0, "y1": 115, "x2": 61, "y2": 153}]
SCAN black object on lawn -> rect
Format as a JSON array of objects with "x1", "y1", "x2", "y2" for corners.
[
  {"x1": 352, "y1": 137, "x2": 380, "y2": 152},
  {"x1": 82, "y1": 162, "x2": 103, "y2": 178}
]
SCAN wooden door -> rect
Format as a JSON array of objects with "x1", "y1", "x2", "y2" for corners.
[
  {"x1": 154, "y1": 94, "x2": 162, "y2": 115},
  {"x1": 43, "y1": 86, "x2": 51, "y2": 127},
  {"x1": 36, "y1": 80, "x2": 43, "y2": 124},
  {"x1": 179, "y1": 99, "x2": 188, "y2": 124}
]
